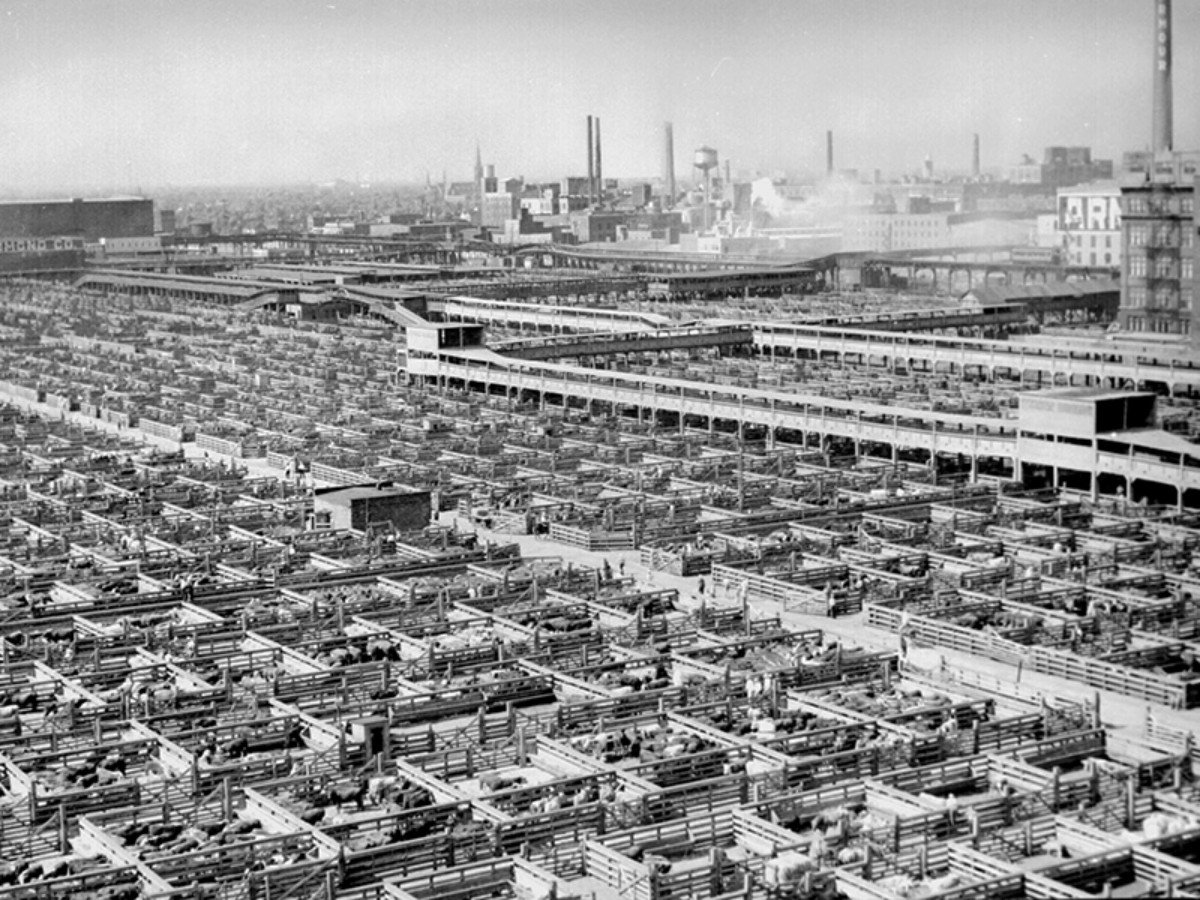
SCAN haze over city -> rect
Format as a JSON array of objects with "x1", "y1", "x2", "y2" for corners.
[{"x1": 3, "y1": 0, "x2": 1199, "y2": 191}]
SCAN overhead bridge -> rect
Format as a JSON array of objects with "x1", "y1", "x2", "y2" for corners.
[
  {"x1": 805, "y1": 305, "x2": 1026, "y2": 333},
  {"x1": 432, "y1": 295, "x2": 670, "y2": 332},
  {"x1": 489, "y1": 324, "x2": 754, "y2": 361}
]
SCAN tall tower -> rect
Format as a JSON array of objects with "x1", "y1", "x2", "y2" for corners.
[
  {"x1": 587, "y1": 116, "x2": 595, "y2": 204},
  {"x1": 826, "y1": 131, "x2": 834, "y2": 176},
  {"x1": 474, "y1": 144, "x2": 484, "y2": 198},
  {"x1": 594, "y1": 117, "x2": 603, "y2": 203},
  {"x1": 972, "y1": 134, "x2": 981, "y2": 179},
  {"x1": 663, "y1": 122, "x2": 676, "y2": 208},
  {"x1": 694, "y1": 146, "x2": 718, "y2": 231},
  {"x1": 1153, "y1": 0, "x2": 1173, "y2": 153}
]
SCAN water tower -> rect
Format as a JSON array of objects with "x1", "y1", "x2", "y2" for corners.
[{"x1": 693, "y1": 146, "x2": 719, "y2": 231}]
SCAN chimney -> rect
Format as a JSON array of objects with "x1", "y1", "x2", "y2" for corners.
[
  {"x1": 663, "y1": 122, "x2": 676, "y2": 207},
  {"x1": 1153, "y1": 0, "x2": 1173, "y2": 153},
  {"x1": 587, "y1": 115, "x2": 595, "y2": 203},
  {"x1": 972, "y1": 133, "x2": 980, "y2": 178},
  {"x1": 826, "y1": 130, "x2": 834, "y2": 176},
  {"x1": 595, "y1": 117, "x2": 603, "y2": 202}
]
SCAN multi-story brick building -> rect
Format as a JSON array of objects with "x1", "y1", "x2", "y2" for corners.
[{"x1": 1117, "y1": 151, "x2": 1198, "y2": 341}]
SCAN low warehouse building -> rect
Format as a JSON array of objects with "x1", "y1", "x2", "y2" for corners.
[{"x1": 314, "y1": 484, "x2": 433, "y2": 532}]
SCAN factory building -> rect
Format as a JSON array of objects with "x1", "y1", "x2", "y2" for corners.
[
  {"x1": 1057, "y1": 181, "x2": 1122, "y2": 268},
  {"x1": 481, "y1": 192, "x2": 520, "y2": 230},
  {"x1": 0, "y1": 197, "x2": 154, "y2": 241},
  {"x1": 842, "y1": 213, "x2": 950, "y2": 253},
  {"x1": 1008, "y1": 147, "x2": 1113, "y2": 189},
  {"x1": 570, "y1": 210, "x2": 683, "y2": 244}
]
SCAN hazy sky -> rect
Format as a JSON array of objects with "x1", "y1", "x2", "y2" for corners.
[{"x1": 1, "y1": 0, "x2": 1197, "y2": 191}]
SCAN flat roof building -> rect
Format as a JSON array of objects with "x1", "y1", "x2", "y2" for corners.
[
  {"x1": 0, "y1": 197, "x2": 154, "y2": 241},
  {"x1": 1117, "y1": 152, "x2": 1197, "y2": 342}
]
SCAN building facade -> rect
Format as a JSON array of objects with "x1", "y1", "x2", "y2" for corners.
[
  {"x1": 0, "y1": 198, "x2": 154, "y2": 241},
  {"x1": 842, "y1": 213, "x2": 950, "y2": 252},
  {"x1": 1058, "y1": 181, "x2": 1122, "y2": 268},
  {"x1": 481, "y1": 192, "x2": 520, "y2": 229},
  {"x1": 1118, "y1": 152, "x2": 1198, "y2": 339}
]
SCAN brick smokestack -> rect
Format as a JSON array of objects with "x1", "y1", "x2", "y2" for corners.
[
  {"x1": 663, "y1": 122, "x2": 676, "y2": 208},
  {"x1": 826, "y1": 130, "x2": 833, "y2": 175},
  {"x1": 594, "y1": 117, "x2": 602, "y2": 202},
  {"x1": 972, "y1": 133, "x2": 980, "y2": 178},
  {"x1": 1153, "y1": 0, "x2": 1173, "y2": 153},
  {"x1": 587, "y1": 115, "x2": 595, "y2": 203}
]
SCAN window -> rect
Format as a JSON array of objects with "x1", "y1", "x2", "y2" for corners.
[
  {"x1": 1091, "y1": 235, "x2": 1097, "y2": 248},
  {"x1": 1183, "y1": 288, "x2": 1194, "y2": 311},
  {"x1": 1126, "y1": 196, "x2": 1147, "y2": 215},
  {"x1": 1105, "y1": 253, "x2": 1112, "y2": 264},
  {"x1": 1184, "y1": 229, "x2": 1195, "y2": 249},
  {"x1": 1183, "y1": 196, "x2": 1195, "y2": 215},
  {"x1": 1155, "y1": 256, "x2": 1175, "y2": 278},
  {"x1": 1129, "y1": 255, "x2": 1147, "y2": 277},
  {"x1": 1128, "y1": 286, "x2": 1146, "y2": 308},
  {"x1": 1183, "y1": 258, "x2": 1194, "y2": 280},
  {"x1": 1129, "y1": 225, "x2": 1149, "y2": 247}
]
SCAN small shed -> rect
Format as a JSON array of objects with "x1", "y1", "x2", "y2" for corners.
[{"x1": 313, "y1": 484, "x2": 432, "y2": 532}]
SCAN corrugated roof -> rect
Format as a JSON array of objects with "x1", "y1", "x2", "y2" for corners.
[{"x1": 961, "y1": 280, "x2": 1119, "y2": 305}]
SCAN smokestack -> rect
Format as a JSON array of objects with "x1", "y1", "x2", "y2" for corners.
[
  {"x1": 972, "y1": 133, "x2": 980, "y2": 179},
  {"x1": 826, "y1": 131, "x2": 833, "y2": 176},
  {"x1": 1153, "y1": 0, "x2": 1173, "y2": 153},
  {"x1": 587, "y1": 115, "x2": 595, "y2": 203},
  {"x1": 595, "y1": 117, "x2": 603, "y2": 203},
  {"x1": 663, "y1": 122, "x2": 676, "y2": 207},
  {"x1": 724, "y1": 159, "x2": 731, "y2": 190}
]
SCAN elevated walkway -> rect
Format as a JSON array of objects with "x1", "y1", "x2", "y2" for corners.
[
  {"x1": 490, "y1": 324, "x2": 753, "y2": 360},
  {"x1": 432, "y1": 295, "x2": 670, "y2": 332}
]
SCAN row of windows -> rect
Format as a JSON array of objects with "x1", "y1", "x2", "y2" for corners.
[
  {"x1": 1125, "y1": 315, "x2": 1192, "y2": 335},
  {"x1": 1070, "y1": 251, "x2": 1113, "y2": 266},
  {"x1": 1124, "y1": 194, "x2": 1195, "y2": 216},
  {"x1": 1127, "y1": 255, "x2": 1196, "y2": 278},
  {"x1": 1067, "y1": 234, "x2": 1114, "y2": 248},
  {"x1": 1126, "y1": 224, "x2": 1199, "y2": 249},
  {"x1": 1126, "y1": 286, "x2": 1195, "y2": 310}
]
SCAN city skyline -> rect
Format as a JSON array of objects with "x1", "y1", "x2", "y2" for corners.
[{"x1": 1, "y1": 0, "x2": 1198, "y2": 192}]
